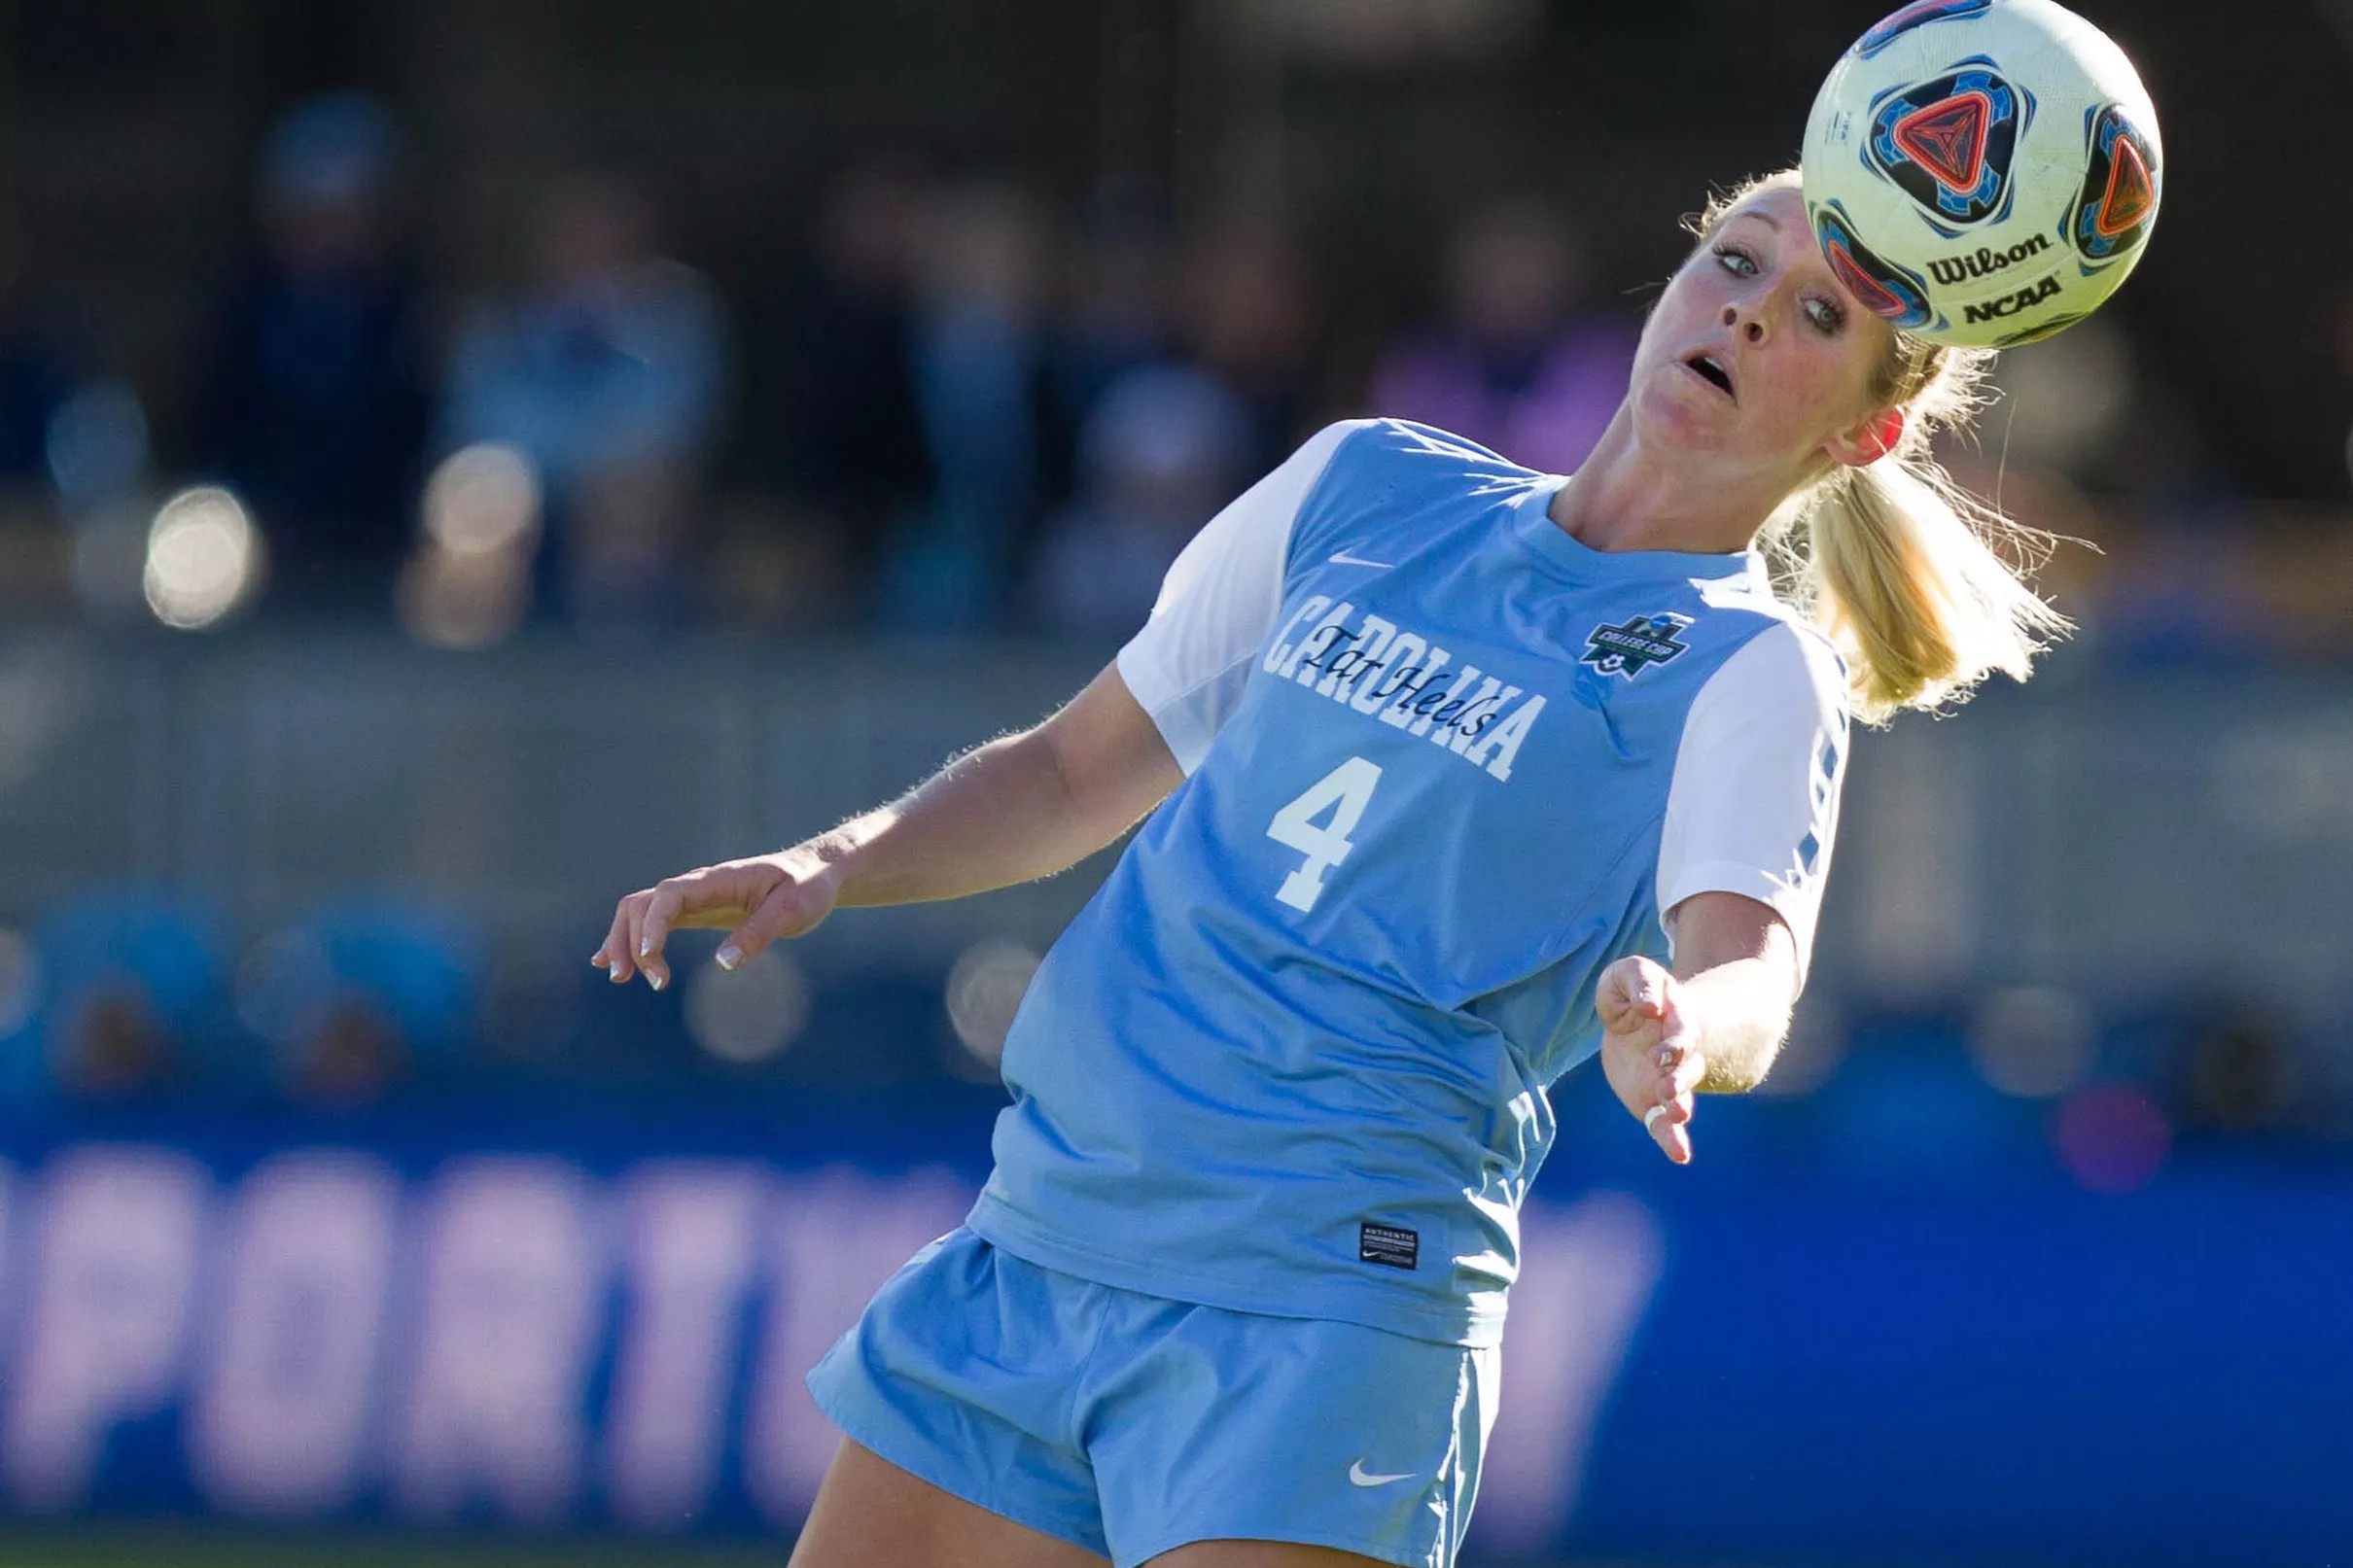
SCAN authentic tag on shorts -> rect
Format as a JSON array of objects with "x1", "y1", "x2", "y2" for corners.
[{"x1": 1358, "y1": 1222, "x2": 1419, "y2": 1271}]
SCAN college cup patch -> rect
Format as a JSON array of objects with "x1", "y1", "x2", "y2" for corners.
[{"x1": 1580, "y1": 612, "x2": 1693, "y2": 679}]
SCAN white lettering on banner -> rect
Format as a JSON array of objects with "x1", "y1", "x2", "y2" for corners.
[
  {"x1": 603, "y1": 1163, "x2": 764, "y2": 1531},
  {"x1": 395, "y1": 1158, "x2": 604, "y2": 1525},
  {"x1": 744, "y1": 1167, "x2": 973, "y2": 1524},
  {"x1": 188, "y1": 1152, "x2": 401, "y2": 1516},
  {"x1": 1471, "y1": 1193, "x2": 1664, "y2": 1550},
  {"x1": 0, "y1": 1151, "x2": 1676, "y2": 1547},
  {"x1": 0, "y1": 1146, "x2": 210, "y2": 1511}
]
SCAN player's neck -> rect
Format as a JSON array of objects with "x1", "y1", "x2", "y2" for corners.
[{"x1": 1550, "y1": 416, "x2": 1779, "y2": 557}]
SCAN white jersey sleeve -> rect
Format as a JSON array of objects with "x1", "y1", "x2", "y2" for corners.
[
  {"x1": 1114, "y1": 421, "x2": 1360, "y2": 772},
  {"x1": 1655, "y1": 621, "x2": 1849, "y2": 988}
]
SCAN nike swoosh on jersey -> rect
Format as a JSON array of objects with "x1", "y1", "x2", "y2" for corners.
[
  {"x1": 1326, "y1": 550, "x2": 1393, "y2": 569},
  {"x1": 1348, "y1": 1459, "x2": 1418, "y2": 1487}
]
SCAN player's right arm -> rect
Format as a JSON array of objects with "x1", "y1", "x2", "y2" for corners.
[
  {"x1": 595, "y1": 662, "x2": 1179, "y2": 989},
  {"x1": 596, "y1": 421, "x2": 1359, "y2": 992}
]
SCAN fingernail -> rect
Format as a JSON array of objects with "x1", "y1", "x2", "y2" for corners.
[
  {"x1": 716, "y1": 945, "x2": 742, "y2": 971},
  {"x1": 638, "y1": 937, "x2": 652, "y2": 959},
  {"x1": 649, "y1": 972, "x2": 666, "y2": 992}
]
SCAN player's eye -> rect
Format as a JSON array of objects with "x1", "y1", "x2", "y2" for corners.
[
  {"x1": 1711, "y1": 243, "x2": 1758, "y2": 277},
  {"x1": 1805, "y1": 295, "x2": 1846, "y2": 334}
]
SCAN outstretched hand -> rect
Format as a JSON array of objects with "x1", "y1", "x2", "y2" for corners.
[
  {"x1": 1597, "y1": 955, "x2": 1707, "y2": 1164},
  {"x1": 591, "y1": 850, "x2": 842, "y2": 991}
]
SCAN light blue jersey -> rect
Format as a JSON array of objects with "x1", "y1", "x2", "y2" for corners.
[{"x1": 968, "y1": 418, "x2": 1847, "y2": 1346}]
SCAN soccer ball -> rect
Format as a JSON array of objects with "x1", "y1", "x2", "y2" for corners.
[{"x1": 1800, "y1": 0, "x2": 2161, "y2": 348}]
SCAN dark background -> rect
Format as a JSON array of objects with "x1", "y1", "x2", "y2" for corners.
[{"x1": 1, "y1": 0, "x2": 2346, "y2": 498}]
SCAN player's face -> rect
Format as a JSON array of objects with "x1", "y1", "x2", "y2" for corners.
[{"x1": 1630, "y1": 186, "x2": 1896, "y2": 476}]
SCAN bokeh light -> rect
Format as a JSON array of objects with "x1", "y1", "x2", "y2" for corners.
[
  {"x1": 143, "y1": 485, "x2": 263, "y2": 630},
  {"x1": 944, "y1": 939, "x2": 1039, "y2": 1068},
  {"x1": 2054, "y1": 1080, "x2": 2172, "y2": 1195},
  {"x1": 683, "y1": 946, "x2": 810, "y2": 1064},
  {"x1": 395, "y1": 545, "x2": 533, "y2": 650},
  {"x1": 1968, "y1": 986, "x2": 2097, "y2": 1098},
  {"x1": 422, "y1": 442, "x2": 543, "y2": 558}
]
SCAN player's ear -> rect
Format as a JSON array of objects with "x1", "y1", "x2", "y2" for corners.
[{"x1": 1823, "y1": 404, "x2": 1903, "y2": 470}]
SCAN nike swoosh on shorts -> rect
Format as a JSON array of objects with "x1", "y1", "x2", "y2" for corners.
[
  {"x1": 1348, "y1": 1459, "x2": 1418, "y2": 1487},
  {"x1": 1326, "y1": 550, "x2": 1393, "y2": 569}
]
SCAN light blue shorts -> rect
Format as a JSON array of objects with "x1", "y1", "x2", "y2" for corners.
[{"x1": 806, "y1": 1227, "x2": 1498, "y2": 1567}]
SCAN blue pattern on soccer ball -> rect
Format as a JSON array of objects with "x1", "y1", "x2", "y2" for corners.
[
  {"x1": 1867, "y1": 68, "x2": 2019, "y2": 222},
  {"x1": 1811, "y1": 200, "x2": 1940, "y2": 331}
]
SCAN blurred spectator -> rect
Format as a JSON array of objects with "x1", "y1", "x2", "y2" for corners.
[
  {"x1": 1025, "y1": 363, "x2": 1251, "y2": 635},
  {"x1": 1936, "y1": 325, "x2": 2121, "y2": 642},
  {"x1": 236, "y1": 900, "x2": 478, "y2": 1105},
  {"x1": 880, "y1": 178, "x2": 1052, "y2": 631},
  {"x1": 54, "y1": 989, "x2": 174, "y2": 1098},
  {"x1": 2079, "y1": 391, "x2": 2261, "y2": 667},
  {"x1": 34, "y1": 890, "x2": 232, "y2": 1102},
  {"x1": 0, "y1": 200, "x2": 149, "y2": 621},
  {"x1": 0, "y1": 217, "x2": 80, "y2": 508},
  {"x1": 1041, "y1": 180, "x2": 1178, "y2": 499},
  {"x1": 1370, "y1": 197, "x2": 1633, "y2": 472},
  {"x1": 2173, "y1": 1005, "x2": 2301, "y2": 1137},
  {"x1": 765, "y1": 154, "x2": 934, "y2": 610},
  {"x1": 1976, "y1": 314, "x2": 2138, "y2": 487},
  {"x1": 439, "y1": 172, "x2": 725, "y2": 636},
  {"x1": 1179, "y1": 220, "x2": 1319, "y2": 479},
  {"x1": 189, "y1": 92, "x2": 436, "y2": 607}
]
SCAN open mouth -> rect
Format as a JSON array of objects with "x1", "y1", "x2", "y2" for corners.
[{"x1": 1682, "y1": 352, "x2": 1736, "y2": 401}]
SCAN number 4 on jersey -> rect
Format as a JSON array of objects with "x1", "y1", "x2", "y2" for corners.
[{"x1": 1266, "y1": 755, "x2": 1383, "y2": 912}]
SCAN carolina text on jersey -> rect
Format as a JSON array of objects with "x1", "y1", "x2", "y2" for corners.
[{"x1": 1263, "y1": 596, "x2": 1549, "y2": 783}]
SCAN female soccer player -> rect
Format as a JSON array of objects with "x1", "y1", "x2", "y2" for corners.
[{"x1": 594, "y1": 171, "x2": 2058, "y2": 1568}]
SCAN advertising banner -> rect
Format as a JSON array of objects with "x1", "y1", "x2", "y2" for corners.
[{"x1": 0, "y1": 1096, "x2": 2342, "y2": 1566}]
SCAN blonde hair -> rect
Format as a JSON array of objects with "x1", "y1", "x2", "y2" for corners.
[{"x1": 1694, "y1": 170, "x2": 2068, "y2": 722}]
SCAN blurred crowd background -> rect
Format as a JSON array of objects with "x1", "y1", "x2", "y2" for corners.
[
  {"x1": 0, "y1": 2, "x2": 2351, "y2": 1562},
  {"x1": 2, "y1": 0, "x2": 2347, "y2": 1133}
]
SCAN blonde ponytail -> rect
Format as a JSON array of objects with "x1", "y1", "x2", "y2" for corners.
[
  {"x1": 1794, "y1": 448, "x2": 2067, "y2": 721},
  {"x1": 1782, "y1": 347, "x2": 2068, "y2": 722},
  {"x1": 1696, "y1": 170, "x2": 2070, "y2": 722}
]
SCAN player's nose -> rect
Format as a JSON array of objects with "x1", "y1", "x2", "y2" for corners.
[{"x1": 1721, "y1": 302, "x2": 1766, "y2": 344}]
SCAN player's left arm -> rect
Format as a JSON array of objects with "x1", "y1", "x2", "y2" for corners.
[
  {"x1": 1599, "y1": 620, "x2": 1846, "y2": 1164},
  {"x1": 1663, "y1": 889, "x2": 1799, "y2": 1093},
  {"x1": 1595, "y1": 895, "x2": 1797, "y2": 1165}
]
